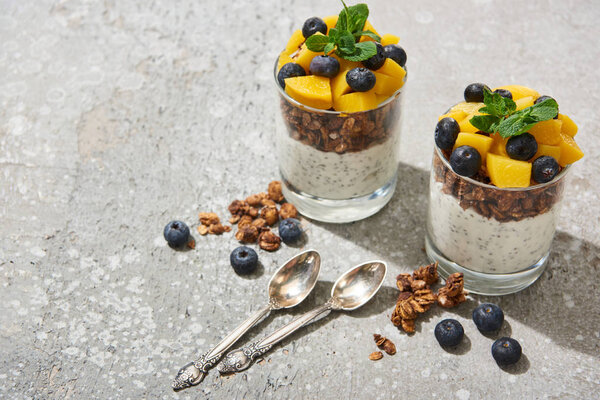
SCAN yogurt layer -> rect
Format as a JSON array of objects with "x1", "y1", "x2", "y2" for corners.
[
  {"x1": 277, "y1": 133, "x2": 399, "y2": 200},
  {"x1": 427, "y1": 181, "x2": 561, "y2": 274}
]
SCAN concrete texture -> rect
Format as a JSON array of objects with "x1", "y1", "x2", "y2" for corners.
[{"x1": 1, "y1": 0, "x2": 599, "y2": 398}]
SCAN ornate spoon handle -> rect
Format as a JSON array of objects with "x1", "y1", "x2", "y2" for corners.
[
  {"x1": 172, "y1": 302, "x2": 274, "y2": 390},
  {"x1": 218, "y1": 298, "x2": 340, "y2": 373}
]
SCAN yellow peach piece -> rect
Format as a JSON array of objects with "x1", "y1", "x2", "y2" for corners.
[
  {"x1": 323, "y1": 15, "x2": 338, "y2": 32},
  {"x1": 285, "y1": 30, "x2": 305, "y2": 54},
  {"x1": 359, "y1": 20, "x2": 380, "y2": 42},
  {"x1": 372, "y1": 71, "x2": 404, "y2": 96},
  {"x1": 380, "y1": 34, "x2": 400, "y2": 46},
  {"x1": 486, "y1": 153, "x2": 532, "y2": 188},
  {"x1": 438, "y1": 110, "x2": 467, "y2": 122},
  {"x1": 334, "y1": 91, "x2": 378, "y2": 113},
  {"x1": 515, "y1": 96, "x2": 534, "y2": 111},
  {"x1": 489, "y1": 133, "x2": 509, "y2": 157},
  {"x1": 331, "y1": 54, "x2": 361, "y2": 72},
  {"x1": 557, "y1": 133, "x2": 584, "y2": 166},
  {"x1": 285, "y1": 75, "x2": 332, "y2": 110},
  {"x1": 529, "y1": 119, "x2": 562, "y2": 145},
  {"x1": 458, "y1": 115, "x2": 479, "y2": 134},
  {"x1": 331, "y1": 69, "x2": 352, "y2": 102},
  {"x1": 375, "y1": 94, "x2": 389, "y2": 104},
  {"x1": 292, "y1": 42, "x2": 321, "y2": 74},
  {"x1": 453, "y1": 132, "x2": 493, "y2": 161},
  {"x1": 376, "y1": 58, "x2": 406, "y2": 80},
  {"x1": 557, "y1": 113, "x2": 578, "y2": 137},
  {"x1": 277, "y1": 52, "x2": 295, "y2": 72},
  {"x1": 451, "y1": 101, "x2": 484, "y2": 115},
  {"x1": 494, "y1": 85, "x2": 540, "y2": 101},
  {"x1": 533, "y1": 144, "x2": 561, "y2": 161}
]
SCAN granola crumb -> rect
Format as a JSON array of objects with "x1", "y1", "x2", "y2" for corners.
[
  {"x1": 261, "y1": 205, "x2": 279, "y2": 226},
  {"x1": 279, "y1": 203, "x2": 298, "y2": 220},
  {"x1": 258, "y1": 230, "x2": 281, "y2": 251},
  {"x1": 235, "y1": 225, "x2": 259, "y2": 243},
  {"x1": 197, "y1": 225, "x2": 209, "y2": 235},
  {"x1": 369, "y1": 351, "x2": 383, "y2": 361},
  {"x1": 198, "y1": 212, "x2": 220, "y2": 226},
  {"x1": 187, "y1": 238, "x2": 196, "y2": 249},
  {"x1": 268, "y1": 181, "x2": 284, "y2": 203},
  {"x1": 373, "y1": 334, "x2": 396, "y2": 355},
  {"x1": 437, "y1": 273, "x2": 468, "y2": 308}
]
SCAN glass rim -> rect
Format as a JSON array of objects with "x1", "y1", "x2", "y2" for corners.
[
  {"x1": 433, "y1": 145, "x2": 571, "y2": 191},
  {"x1": 273, "y1": 55, "x2": 406, "y2": 115}
]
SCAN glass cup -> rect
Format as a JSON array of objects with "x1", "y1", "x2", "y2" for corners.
[
  {"x1": 425, "y1": 146, "x2": 570, "y2": 295},
  {"x1": 274, "y1": 60, "x2": 405, "y2": 223}
]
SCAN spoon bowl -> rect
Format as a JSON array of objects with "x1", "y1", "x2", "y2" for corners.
[
  {"x1": 331, "y1": 261, "x2": 387, "y2": 310},
  {"x1": 268, "y1": 249, "x2": 321, "y2": 309}
]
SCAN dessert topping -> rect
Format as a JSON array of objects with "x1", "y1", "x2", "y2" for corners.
[
  {"x1": 369, "y1": 351, "x2": 383, "y2": 361},
  {"x1": 373, "y1": 334, "x2": 396, "y2": 355}
]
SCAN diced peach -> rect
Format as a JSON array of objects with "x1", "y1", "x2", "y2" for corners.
[
  {"x1": 331, "y1": 54, "x2": 361, "y2": 72},
  {"x1": 451, "y1": 101, "x2": 484, "y2": 115},
  {"x1": 558, "y1": 113, "x2": 578, "y2": 137},
  {"x1": 453, "y1": 132, "x2": 493, "y2": 161},
  {"x1": 285, "y1": 75, "x2": 332, "y2": 110},
  {"x1": 323, "y1": 15, "x2": 338, "y2": 32},
  {"x1": 529, "y1": 119, "x2": 562, "y2": 145},
  {"x1": 331, "y1": 69, "x2": 352, "y2": 102},
  {"x1": 375, "y1": 93, "x2": 389, "y2": 104},
  {"x1": 489, "y1": 133, "x2": 508, "y2": 157},
  {"x1": 372, "y1": 71, "x2": 404, "y2": 96},
  {"x1": 458, "y1": 115, "x2": 479, "y2": 134},
  {"x1": 380, "y1": 34, "x2": 400, "y2": 46},
  {"x1": 557, "y1": 133, "x2": 584, "y2": 166},
  {"x1": 533, "y1": 144, "x2": 561, "y2": 161},
  {"x1": 285, "y1": 30, "x2": 305, "y2": 54},
  {"x1": 376, "y1": 58, "x2": 406, "y2": 80},
  {"x1": 515, "y1": 96, "x2": 534, "y2": 111},
  {"x1": 438, "y1": 110, "x2": 467, "y2": 122},
  {"x1": 333, "y1": 91, "x2": 377, "y2": 113},
  {"x1": 494, "y1": 85, "x2": 540, "y2": 101},
  {"x1": 292, "y1": 42, "x2": 321, "y2": 74},
  {"x1": 486, "y1": 153, "x2": 532, "y2": 188},
  {"x1": 277, "y1": 52, "x2": 295, "y2": 72}
]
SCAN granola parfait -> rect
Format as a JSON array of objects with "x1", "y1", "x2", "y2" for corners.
[
  {"x1": 274, "y1": 2, "x2": 406, "y2": 222},
  {"x1": 425, "y1": 84, "x2": 583, "y2": 295}
]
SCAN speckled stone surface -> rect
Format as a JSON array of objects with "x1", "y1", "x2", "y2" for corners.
[{"x1": 1, "y1": 0, "x2": 599, "y2": 399}]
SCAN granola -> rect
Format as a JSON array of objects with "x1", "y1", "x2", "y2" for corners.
[
  {"x1": 369, "y1": 351, "x2": 383, "y2": 361},
  {"x1": 279, "y1": 203, "x2": 298, "y2": 220},
  {"x1": 268, "y1": 181, "x2": 284, "y2": 203},
  {"x1": 258, "y1": 230, "x2": 281, "y2": 251},
  {"x1": 437, "y1": 273, "x2": 467, "y2": 308},
  {"x1": 373, "y1": 334, "x2": 396, "y2": 355}
]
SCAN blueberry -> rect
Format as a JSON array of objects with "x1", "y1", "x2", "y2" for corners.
[
  {"x1": 277, "y1": 62, "x2": 306, "y2": 89},
  {"x1": 492, "y1": 337, "x2": 522, "y2": 366},
  {"x1": 346, "y1": 68, "x2": 376, "y2": 92},
  {"x1": 435, "y1": 117, "x2": 460, "y2": 150},
  {"x1": 230, "y1": 246, "x2": 258, "y2": 275},
  {"x1": 472, "y1": 303, "x2": 504, "y2": 332},
  {"x1": 535, "y1": 95, "x2": 559, "y2": 118},
  {"x1": 278, "y1": 218, "x2": 303, "y2": 244},
  {"x1": 434, "y1": 319, "x2": 464, "y2": 347},
  {"x1": 493, "y1": 88, "x2": 513, "y2": 99},
  {"x1": 362, "y1": 42, "x2": 386, "y2": 70},
  {"x1": 506, "y1": 133, "x2": 538, "y2": 161},
  {"x1": 383, "y1": 44, "x2": 407, "y2": 67},
  {"x1": 449, "y1": 145, "x2": 482, "y2": 177},
  {"x1": 309, "y1": 55, "x2": 340, "y2": 78},
  {"x1": 532, "y1": 156, "x2": 559, "y2": 183},
  {"x1": 163, "y1": 220, "x2": 190, "y2": 248},
  {"x1": 302, "y1": 17, "x2": 327, "y2": 38},
  {"x1": 464, "y1": 83, "x2": 490, "y2": 103}
]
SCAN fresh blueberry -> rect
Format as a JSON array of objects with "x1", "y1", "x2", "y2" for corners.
[
  {"x1": 434, "y1": 319, "x2": 464, "y2": 347},
  {"x1": 277, "y1": 62, "x2": 306, "y2": 89},
  {"x1": 230, "y1": 246, "x2": 258, "y2": 275},
  {"x1": 492, "y1": 337, "x2": 522, "y2": 366},
  {"x1": 302, "y1": 17, "x2": 327, "y2": 38},
  {"x1": 472, "y1": 303, "x2": 504, "y2": 332},
  {"x1": 532, "y1": 156, "x2": 560, "y2": 183},
  {"x1": 435, "y1": 117, "x2": 461, "y2": 150},
  {"x1": 449, "y1": 145, "x2": 482, "y2": 177},
  {"x1": 535, "y1": 95, "x2": 559, "y2": 118},
  {"x1": 493, "y1": 88, "x2": 513, "y2": 99},
  {"x1": 464, "y1": 83, "x2": 490, "y2": 103},
  {"x1": 362, "y1": 42, "x2": 386, "y2": 70},
  {"x1": 309, "y1": 55, "x2": 340, "y2": 78},
  {"x1": 278, "y1": 218, "x2": 303, "y2": 244},
  {"x1": 163, "y1": 220, "x2": 190, "y2": 248},
  {"x1": 383, "y1": 44, "x2": 407, "y2": 67},
  {"x1": 506, "y1": 133, "x2": 538, "y2": 161},
  {"x1": 346, "y1": 68, "x2": 376, "y2": 92}
]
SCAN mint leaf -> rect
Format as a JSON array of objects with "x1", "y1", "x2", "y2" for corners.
[
  {"x1": 504, "y1": 97, "x2": 517, "y2": 114},
  {"x1": 338, "y1": 31, "x2": 356, "y2": 54},
  {"x1": 496, "y1": 113, "x2": 538, "y2": 138},
  {"x1": 328, "y1": 27, "x2": 340, "y2": 42},
  {"x1": 529, "y1": 98, "x2": 559, "y2": 120},
  {"x1": 347, "y1": 4, "x2": 369, "y2": 33},
  {"x1": 479, "y1": 89, "x2": 507, "y2": 117},
  {"x1": 354, "y1": 30, "x2": 381, "y2": 42},
  {"x1": 323, "y1": 42, "x2": 335, "y2": 55},
  {"x1": 340, "y1": 41, "x2": 377, "y2": 61},
  {"x1": 470, "y1": 115, "x2": 501, "y2": 132},
  {"x1": 305, "y1": 34, "x2": 331, "y2": 52}
]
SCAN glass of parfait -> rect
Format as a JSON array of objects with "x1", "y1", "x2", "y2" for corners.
[
  {"x1": 273, "y1": 10, "x2": 407, "y2": 223},
  {"x1": 425, "y1": 84, "x2": 583, "y2": 295}
]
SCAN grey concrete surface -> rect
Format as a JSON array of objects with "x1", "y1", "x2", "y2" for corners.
[{"x1": 1, "y1": 0, "x2": 599, "y2": 399}]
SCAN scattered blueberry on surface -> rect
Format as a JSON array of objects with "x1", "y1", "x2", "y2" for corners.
[
  {"x1": 472, "y1": 303, "x2": 504, "y2": 332},
  {"x1": 230, "y1": 246, "x2": 259, "y2": 275},
  {"x1": 464, "y1": 83, "x2": 490, "y2": 103},
  {"x1": 362, "y1": 42, "x2": 386, "y2": 70},
  {"x1": 434, "y1": 319, "x2": 465, "y2": 347},
  {"x1": 277, "y1": 63, "x2": 306, "y2": 89},
  {"x1": 506, "y1": 133, "x2": 538, "y2": 161},
  {"x1": 450, "y1": 145, "x2": 482, "y2": 177},
  {"x1": 532, "y1": 156, "x2": 560, "y2": 183},
  {"x1": 278, "y1": 218, "x2": 303, "y2": 244},
  {"x1": 493, "y1": 88, "x2": 513, "y2": 99},
  {"x1": 492, "y1": 337, "x2": 522, "y2": 366},
  {"x1": 163, "y1": 220, "x2": 190, "y2": 248},
  {"x1": 435, "y1": 117, "x2": 461, "y2": 150},
  {"x1": 309, "y1": 55, "x2": 340, "y2": 78},
  {"x1": 535, "y1": 95, "x2": 559, "y2": 118},
  {"x1": 346, "y1": 68, "x2": 376, "y2": 92},
  {"x1": 383, "y1": 44, "x2": 407, "y2": 67},
  {"x1": 302, "y1": 17, "x2": 327, "y2": 38}
]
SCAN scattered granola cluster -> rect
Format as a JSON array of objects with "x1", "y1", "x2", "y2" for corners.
[
  {"x1": 197, "y1": 212, "x2": 231, "y2": 236},
  {"x1": 391, "y1": 262, "x2": 467, "y2": 333},
  {"x1": 368, "y1": 334, "x2": 396, "y2": 361}
]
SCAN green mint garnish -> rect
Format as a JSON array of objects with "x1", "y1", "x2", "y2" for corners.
[
  {"x1": 305, "y1": 1, "x2": 381, "y2": 61},
  {"x1": 470, "y1": 88, "x2": 558, "y2": 138}
]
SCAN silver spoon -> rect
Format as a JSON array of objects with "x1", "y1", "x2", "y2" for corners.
[
  {"x1": 217, "y1": 260, "x2": 387, "y2": 374},
  {"x1": 172, "y1": 249, "x2": 321, "y2": 391}
]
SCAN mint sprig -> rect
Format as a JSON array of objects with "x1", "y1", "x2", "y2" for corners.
[
  {"x1": 305, "y1": 1, "x2": 381, "y2": 62},
  {"x1": 470, "y1": 88, "x2": 558, "y2": 138}
]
